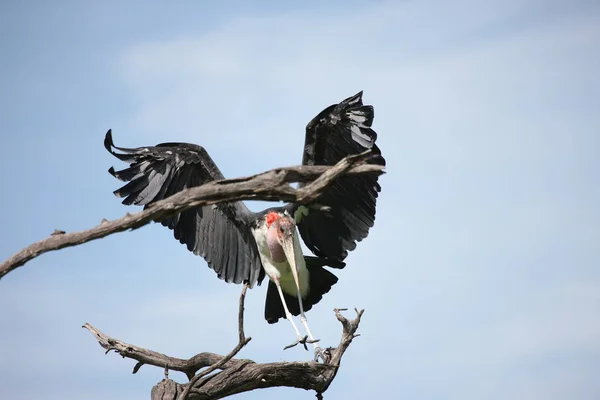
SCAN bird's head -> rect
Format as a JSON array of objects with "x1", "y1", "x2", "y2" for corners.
[{"x1": 266, "y1": 211, "x2": 295, "y2": 239}]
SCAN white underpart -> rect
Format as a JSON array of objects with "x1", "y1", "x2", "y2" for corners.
[
  {"x1": 251, "y1": 222, "x2": 308, "y2": 298},
  {"x1": 251, "y1": 220, "x2": 319, "y2": 350}
]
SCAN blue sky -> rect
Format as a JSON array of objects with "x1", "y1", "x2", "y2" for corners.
[{"x1": 1, "y1": 0, "x2": 599, "y2": 399}]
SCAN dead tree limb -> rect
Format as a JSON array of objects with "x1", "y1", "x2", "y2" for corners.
[
  {"x1": 85, "y1": 281, "x2": 364, "y2": 399},
  {"x1": 0, "y1": 152, "x2": 383, "y2": 280},
  {"x1": 4, "y1": 152, "x2": 377, "y2": 399}
]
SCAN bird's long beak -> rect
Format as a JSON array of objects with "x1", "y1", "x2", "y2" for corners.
[{"x1": 281, "y1": 233, "x2": 302, "y2": 295}]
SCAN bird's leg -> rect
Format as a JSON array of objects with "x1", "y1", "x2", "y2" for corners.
[
  {"x1": 294, "y1": 289, "x2": 326, "y2": 362},
  {"x1": 273, "y1": 277, "x2": 309, "y2": 350},
  {"x1": 278, "y1": 225, "x2": 322, "y2": 356},
  {"x1": 295, "y1": 289, "x2": 318, "y2": 343}
]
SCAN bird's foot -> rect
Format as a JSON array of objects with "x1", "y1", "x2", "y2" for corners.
[
  {"x1": 313, "y1": 346, "x2": 331, "y2": 363},
  {"x1": 283, "y1": 335, "x2": 319, "y2": 351}
]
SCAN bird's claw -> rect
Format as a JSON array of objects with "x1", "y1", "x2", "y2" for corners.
[
  {"x1": 283, "y1": 335, "x2": 310, "y2": 351},
  {"x1": 313, "y1": 346, "x2": 331, "y2": 363}
]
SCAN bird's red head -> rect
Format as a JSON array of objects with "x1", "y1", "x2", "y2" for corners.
[
  {"x1": 265, "y1": 212, "x2": 296, "y2": 264},
  {"x1": 266, "y1": 212, "x2": 281, "y2": 228}
]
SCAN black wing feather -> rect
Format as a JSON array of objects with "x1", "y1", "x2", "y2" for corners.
[
  {"x1": 104, "y1": 129, "x2": 265, "y2": 287},
  {"x1": 291, "y1": 91, "x2": 385, "y2": 262}
]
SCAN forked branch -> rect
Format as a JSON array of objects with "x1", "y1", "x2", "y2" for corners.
[{"x1": 84, "y1": 283, "x2": 364, "y2": 399}]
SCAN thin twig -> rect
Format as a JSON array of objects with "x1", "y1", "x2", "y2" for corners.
[
  {"x1": 238, "y1": 283, "x2": 248, "y2": 343},
  {"x1": 179, "y1": 283, "x2": 253, "y2": 400}
]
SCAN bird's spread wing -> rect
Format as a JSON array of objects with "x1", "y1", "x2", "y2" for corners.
[
  {"x1": 104, "y1": 130, "x2": 265, "y2": 287},
  {"x1": 289, "y1": 91, "x2": 385, "y2": 262}
]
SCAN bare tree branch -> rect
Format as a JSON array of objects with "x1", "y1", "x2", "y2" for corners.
[
  {"x1": 0, "y1": 153, "x2": 383, "y2": 280},
  {"x1": 86, "y1": 306, "x2": 364, "y2": 399},
  {"x1": 6, "y1": 152, "x2": 377, "y2": 398},
  {"x1": 84, "y1": 279, "x2": 365, "y2": 398},
  {"x1": 82, "y1": 323, "x2": 240, "y2": 381},
  {"x1": 154, "y1": 307, "x2": 366, "y2": 399}
]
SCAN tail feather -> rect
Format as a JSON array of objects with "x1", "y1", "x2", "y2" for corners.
[{"x1": 264, "y1": 258, "x2": 339, "y2": 324}]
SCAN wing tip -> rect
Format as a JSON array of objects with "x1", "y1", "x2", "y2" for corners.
[
  {"x1": 347, "y1": 90, "x2": 367, "y2": 106},
  {"x1": 104, "y1": 129, "x2": 114, "y2": 153}
]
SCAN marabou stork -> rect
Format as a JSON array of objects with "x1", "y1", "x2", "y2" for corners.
[{"x1": 104, "y1": 91, "x2": 385, "y2": 357}]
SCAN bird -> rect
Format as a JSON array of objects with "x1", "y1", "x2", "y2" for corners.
[{"x1": 104, "y1": 91, "x2": 385, "y2": 358}]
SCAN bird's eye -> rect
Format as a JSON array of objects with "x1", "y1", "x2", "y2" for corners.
[{"x1": 279, "y1": 226, "x2": 285, "y2": 233}]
